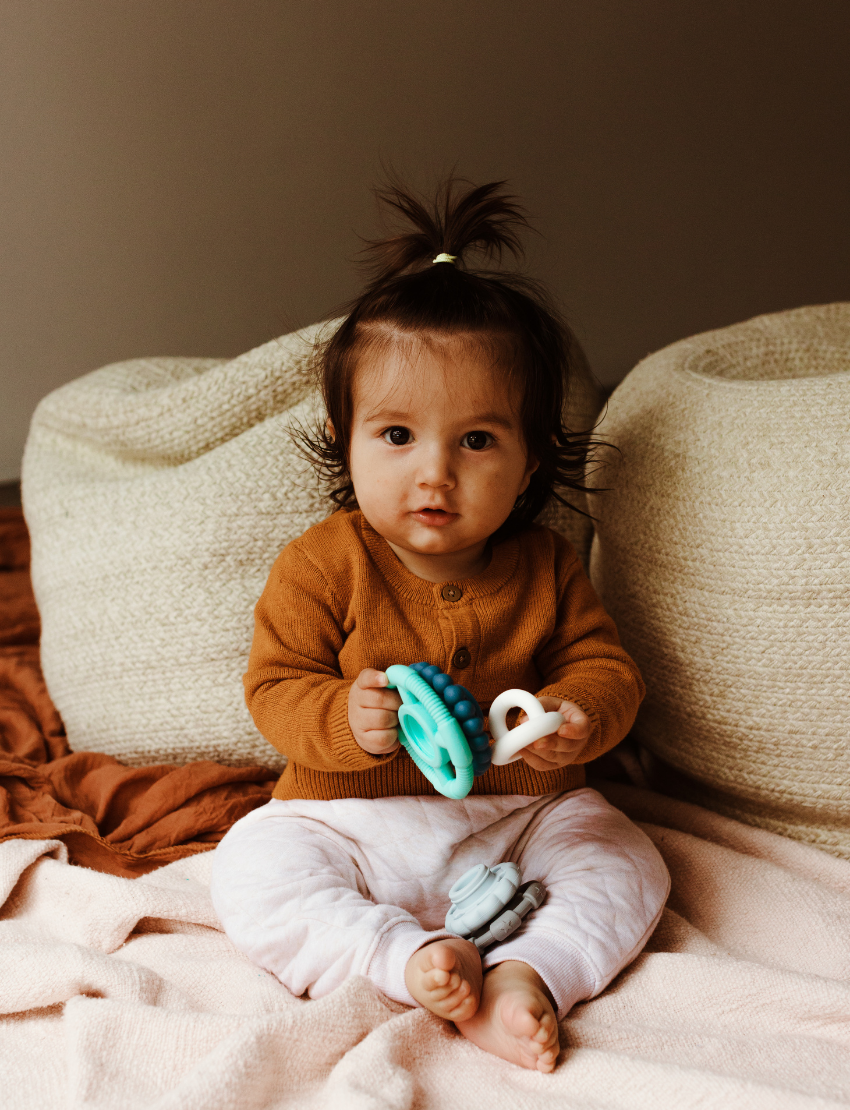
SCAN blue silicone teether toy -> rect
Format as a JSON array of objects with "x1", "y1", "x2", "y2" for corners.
[
  {"x1": 408, "y1": 662, "x2": 491, "y2": 778},
  {"x1": 384, "y1": 662, "x2": 490, "y2": 799},
  {"x1": 445, "y1": 862, "x2": 547, "y2": 950}
]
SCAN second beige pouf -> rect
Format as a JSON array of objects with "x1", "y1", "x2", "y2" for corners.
[{"x1": 588, "y1": 303, "x2": 850, "y2": 858}]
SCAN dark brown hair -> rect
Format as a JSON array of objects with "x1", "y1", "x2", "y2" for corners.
[{"x1": 299, "y1": 178, "x2": 600, "y2": 539}]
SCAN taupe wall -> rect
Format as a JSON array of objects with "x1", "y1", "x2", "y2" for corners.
[{"x1": 2, "y1": 0, "x2": 848, "y2": 481}]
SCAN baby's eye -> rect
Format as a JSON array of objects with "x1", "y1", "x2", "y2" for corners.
[
  {"x1": 462, "y1": 431, "x2": 493, "y2": 451},
  {"x1": 382, "y1": 426, "x2": 411, "y2": 446}
]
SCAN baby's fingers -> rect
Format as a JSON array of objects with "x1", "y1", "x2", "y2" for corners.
[
  {"x1": 361, "y1": 706, "x2": 400, "y2": 732},
  {"x1": 356, "y1": 667, "x2": 389, "y2": 690},
  {"x1": 556, "y1": 705, "x2": 591, "y2": 740},
  {"x1": 519, "y1": 702, "x2": 590, "y2": 743},
  {"x1": 359, "y1": 727, "x2": 400, "y2": 755},
  {"x1": 531, "y1": 732, "x2": 585, "y2": 757},
  {"x1": 355, "y1": 670, "x2": 402, "y2": 711}
]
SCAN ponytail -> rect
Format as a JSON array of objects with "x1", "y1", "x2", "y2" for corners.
[{"x1": 359, "y1": 179, "x2": 527, "y2": 287}]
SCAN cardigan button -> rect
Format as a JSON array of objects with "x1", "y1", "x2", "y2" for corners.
[
  {"x1": 441, "y1": 584, "x2": 463, "y2": 602},
  {"x1": 452, "y1": 647, "x2": 471, "y2": 670}
]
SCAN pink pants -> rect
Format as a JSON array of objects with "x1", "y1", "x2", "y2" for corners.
[{"x1": 210, "y1": 788, "x2": 669, "y2": 1017}]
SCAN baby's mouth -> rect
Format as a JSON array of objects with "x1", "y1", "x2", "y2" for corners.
[{"x1": 411, "y1": 507, "x2": 458, "y2": 526}]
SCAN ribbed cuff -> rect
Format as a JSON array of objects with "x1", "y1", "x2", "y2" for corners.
[
  {"x1": 326, "y1": 682, "x2": 401, "y2": 772},
  {"x1": 271, "y1": 756, "x2": 585, "y2": 800},
  {"x1": 482, "y1": 929, "x2": 597, "y2": 1020},
  {"x1": 367, "y1": 920, "x2": 458, "y2": 1008}
]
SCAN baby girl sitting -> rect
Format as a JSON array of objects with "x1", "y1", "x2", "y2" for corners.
[{"x1": 210, "y1": 179, "x2": 669, "y2": 1072}]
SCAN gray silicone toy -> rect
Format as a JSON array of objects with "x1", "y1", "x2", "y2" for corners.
[{"x1": 444, "y1": 863, "x2": 546, "y2": 951}]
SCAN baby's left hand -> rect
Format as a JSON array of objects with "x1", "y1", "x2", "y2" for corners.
[{"x1": 517, "y1": 697, "x2": 591, "y2": 772}]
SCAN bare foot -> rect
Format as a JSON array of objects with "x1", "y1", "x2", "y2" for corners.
[
  {"x1": 405, "y1": 938, "x2": 482, "y2": 1022},
  {"x1": 456, "y1": 960, "x2": 560, "y2": 1073}
]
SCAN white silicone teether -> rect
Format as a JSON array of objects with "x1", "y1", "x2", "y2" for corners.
[{"x1": 488, "y1": 689, "x2": 565, "y2": 766}]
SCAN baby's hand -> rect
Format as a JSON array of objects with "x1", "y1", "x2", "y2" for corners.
[
  {"x1": 518, "y1": 697, "x2": 591, "y2": 772},
  {"x1": 348, "y1": 669, "x2": 403, "y2": 756}
]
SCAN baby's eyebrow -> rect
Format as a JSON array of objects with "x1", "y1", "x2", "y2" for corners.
[
  {"x1": 362, "y1": 407, "x2": 414, "y2": 424},
  {"x1": 362, "y1": 407, "x2": 516, "y2": 430},
  {"x1": 466, "y1": 411, "x2": 516, "y2": 431}
]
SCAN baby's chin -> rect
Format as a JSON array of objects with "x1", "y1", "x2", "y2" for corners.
[
  {"x1": 383, "y1": 530, "x2": 493, "y2": 582},
  {"x1": 390, "y1": 522, "x2": 478, "y2": 555},
  {"x1": 360, "y1": 509, "x2": 451, "y2": 544}
]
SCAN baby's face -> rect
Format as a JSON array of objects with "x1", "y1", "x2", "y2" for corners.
[{"x1": 347, "y1": 333, "x2": 537, "y2": 581}]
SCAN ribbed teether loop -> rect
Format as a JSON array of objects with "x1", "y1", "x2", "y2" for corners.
[{"x1": 407, "y1": 662, "x2": 490, "y2": 778}]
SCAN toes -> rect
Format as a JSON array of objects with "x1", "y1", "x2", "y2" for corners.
[
  {"x1": 440, "y1": 981, "x2": 472, "y2": 1009},
  {"x1": 537, "y1": 1043, "x2": 559, "y2": 1070},
  {"x1": 424, "y1": 973, "x2": 471, "y2": 1005},
  {"x1": 423, "y1": 968, "x2": 451, "y2": 990},
  {"x1": 517, "y1": 1041, "x2": 558, "y2": 1072},
  {"x1": 429, "y1": 970, "x2": 461, "y2": 993},
  {"x1": 432, "y1": 982, "x2": 479, "y2": 1021},
  {"x1": 428, "y1": 941, "x2": 461, "y2": 973},
  {"x1": 445, "y1": 994, "x2": 478, "y2": 1021},
  {"x1": 532, "y1": 1015, "x2": 556, "y2": 1044}
]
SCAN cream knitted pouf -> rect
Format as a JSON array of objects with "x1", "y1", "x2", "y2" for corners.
[
  {"x1": 588, "y1": 303, "x2": 850, "y2": 857},
  {"x1": 22, "y1": 324, "x2": 601, "y2": 769}
]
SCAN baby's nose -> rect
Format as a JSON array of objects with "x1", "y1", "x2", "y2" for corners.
[{"x1": 417, "y1": 446, "x2": 455, "y2": 487}]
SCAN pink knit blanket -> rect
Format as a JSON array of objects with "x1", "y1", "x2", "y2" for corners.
[{"x1": 3, "y1": 779, "x2": 849, "y2": 1109}]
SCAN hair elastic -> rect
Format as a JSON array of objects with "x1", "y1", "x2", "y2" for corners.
[{"x1": 432, "y1": 253, "x2": 457, "y2": 265}]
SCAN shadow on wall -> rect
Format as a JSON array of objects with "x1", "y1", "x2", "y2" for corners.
[
  {"x1": 1, "y1": 0, "x2": 849, "y2": 481},
  {"x1": 0, "y1": 484, "x2": 22, "y2": 509}
]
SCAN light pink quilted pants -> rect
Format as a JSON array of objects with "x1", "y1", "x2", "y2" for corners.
[{"x1": 210, "y1": 788, "x2": 669, "y2": 1017}]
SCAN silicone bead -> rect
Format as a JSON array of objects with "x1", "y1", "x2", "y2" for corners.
[
  {"x1": 431, "y1": 673, "x2": 452, "y2": 695},
  {"x1": 462, "y1": 717, "x2": 486, "y2": 738},
  {"x1": 472, "y1": 753, "x2": 491, "y2": 775},
  {"x1": 468, "y1": 731, "x2": 491, "y2": 751},
  {"x1": 452, "y1": 700, "x2": 477, "y2": 721}
]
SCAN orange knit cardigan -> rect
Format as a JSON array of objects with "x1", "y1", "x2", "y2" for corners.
[{"x1": 245, "y1": 511, "x2": 644, "y2": 801}]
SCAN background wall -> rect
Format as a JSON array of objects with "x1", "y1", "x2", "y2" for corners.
[{"x1": 1, "y1": 0, "x2": 849, "y2": 482}]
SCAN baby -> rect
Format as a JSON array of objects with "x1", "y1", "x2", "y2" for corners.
[{"x1": 210, "y1": 179, "x2": 669, "y2": 1073}]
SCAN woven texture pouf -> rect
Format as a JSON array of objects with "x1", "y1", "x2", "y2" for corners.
[
  {"x1": 22, "y1": 324, "x2": 601, "y2": 769},
  {"x1": 587, "y1": 303, "x2": 850, "y2": 858}
]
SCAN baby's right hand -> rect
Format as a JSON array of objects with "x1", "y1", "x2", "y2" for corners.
[{"x1": 348, "y1": 668, "x2": 403, "y2": 756}]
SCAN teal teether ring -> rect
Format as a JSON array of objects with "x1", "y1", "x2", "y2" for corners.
[
  {"x1": 408, "y1": 662, "x2": 490, "y2": 777},
  {"x1": 385, "y1": 664, "x2": 475, "y2": 799}
]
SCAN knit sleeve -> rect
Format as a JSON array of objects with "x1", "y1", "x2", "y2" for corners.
[
  {"x1": 534, "y1": 539, "x2": 645, "y2": 763},
  {"x1": 243, "y1": 539, "x2": 399, "y2": 773}
]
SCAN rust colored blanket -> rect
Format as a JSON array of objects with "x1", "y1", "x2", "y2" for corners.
[{"x1": 0, "y1": 507, "x2": 275, "y2": 876}]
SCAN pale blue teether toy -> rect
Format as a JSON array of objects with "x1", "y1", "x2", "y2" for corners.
[{"x1": 445, "y1": 862, "x2": 546, "y2": 950}]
